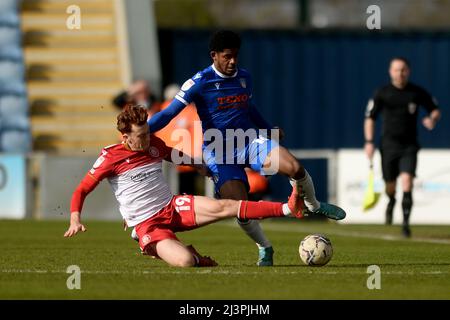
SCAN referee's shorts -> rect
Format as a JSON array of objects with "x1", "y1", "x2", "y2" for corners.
[{"x1": 380, "y1": 145, "x2": 419, "y2": 182}]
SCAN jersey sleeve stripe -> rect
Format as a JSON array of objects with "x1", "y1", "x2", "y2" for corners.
[
  {"x1": 175, "y1": 95, "x2": 189, "y2": 106},
  {"x1": 88, "y1": 173, "x2": 99, "y2": 182}
]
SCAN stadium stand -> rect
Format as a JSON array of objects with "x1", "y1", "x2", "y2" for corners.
[
  {"x1": 0, "y1": 0, "x2": 31, "y2": 153},
  {"x1": 20, "y1": 0, "x2": 125, "y2": 155}
]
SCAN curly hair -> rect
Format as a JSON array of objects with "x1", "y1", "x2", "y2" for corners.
[
  {"x1": 117, "y1": 104, "x2": 148, "y2": 134},
  {"x1": 209, "y1": 30, "x2": 241, "y2": 52}
]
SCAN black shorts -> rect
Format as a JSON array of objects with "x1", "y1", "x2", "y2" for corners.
[{"x1": 380, "y1": 146, "x2": 418, "y2": 182}]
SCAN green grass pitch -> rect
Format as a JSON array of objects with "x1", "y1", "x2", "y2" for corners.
[{"x1": 1, "y1": 219, "x2": 449, "y2": 299}]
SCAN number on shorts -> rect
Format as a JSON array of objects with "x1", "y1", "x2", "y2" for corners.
[{"x1": 175, "y1": 196, "x2": 191, "y2": 212}]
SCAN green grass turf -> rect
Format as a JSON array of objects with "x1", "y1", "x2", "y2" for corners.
[{"x1": 1, "y1": 219, "x2": 449, "y2": 299}]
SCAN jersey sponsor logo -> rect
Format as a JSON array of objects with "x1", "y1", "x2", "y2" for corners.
[
  {"x1": 130, "y1": 171, "x2": 153, "y2": 182},
  {"x1": 181, "y1": 79, "x2": 195, "y2": 91},
  {"x1": 215, "y1": 82, "x2": 220, "y2": 89},
  {"x1": 149, "y1": 146, "x2": 160, "y2": 158},
  {"x1": 216, "y1": 94, "x2": 249, "y2": 110},
  {"x1": 408, "y1": 102, "x2": 417, "y2": 114},
  {"x1": 239, "y1": 78, "x2": 247, "y2": 88}
]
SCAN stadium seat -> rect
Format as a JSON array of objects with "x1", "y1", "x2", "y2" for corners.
[
  {"x1": 0, "y1": 26, "x2": 21, "y2": 47},
  {"x1": 0, "y1": 0, "x2": 18, "y2": 13},
  {"x1": 0, "y1": 129, "x2": 31, "y2": 153},
  {"x1": 0, "y1": 94, "x2": 28, "y2": 115},
  {"x1": 0, "y1": 61, "x2": 24, "y2": 82},
  {"x1": 0, "y1": 112, "x2": 30, "y2": 131},
  {"x1": 0, "y1": 1, "x2": 29, "y2": 154},
  {"x1": 0, "y1": 12, "x2": 20, "y2": 26}
]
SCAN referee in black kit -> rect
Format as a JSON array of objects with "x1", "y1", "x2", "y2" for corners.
[{"x1": 364, "y1": 57, "x2": 441, "y2": 237}]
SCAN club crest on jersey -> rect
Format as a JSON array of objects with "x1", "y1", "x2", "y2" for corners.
[
  {"x1": 215, "y1": 82, "x2": 220, "y2": 90},
  {"x1": 142, "y1": 235, "x2": 151, "y2": 246},
  {"x1": 408, "y1": 102, "x2": 417, "y2": 114},
  {"x1": 149, "y1": 146, "x2": 159, "y2": 158},
  {"x1": 240, "y1": 78, "x2": 246, "y2": 88}
]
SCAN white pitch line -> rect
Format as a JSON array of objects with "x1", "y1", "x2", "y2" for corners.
[
  {"x1": 220, "y1": 222, "x2": 450, "y2": 245},
  {"x1": 0, "y1": 269, "x2": 448, "y2": 275}
]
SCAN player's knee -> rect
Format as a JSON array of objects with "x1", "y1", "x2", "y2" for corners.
[
  {"x1": 287, "y1": 160, "x2": 303, "y2": 179},
  {"x1": 217, "y1": 199, "x2": 237, "y2": 218},
  {"x1": 172, "y1": 253, "x2": 196, "y2": 267}
]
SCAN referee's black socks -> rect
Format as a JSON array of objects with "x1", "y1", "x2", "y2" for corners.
[
  {"x1": 402, "y1": 192, "x2": 413, "y2": 224},
  {"x1": 385, "y1": 195, "x2": 396, "y2": 225}
]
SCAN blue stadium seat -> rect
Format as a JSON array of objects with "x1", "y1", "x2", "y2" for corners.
[
  {"x1": 0, "y1": 0, "x2": 29, "y2": 154},
  {"x1": 0, "y1": 26, "x2": 21, "y2": 47},
  {"x1": 0, "y1": 61, "x2": 24, "y2": 82},
  {"x1": 0, "y1": 47, "x2": 24, "y2": 82},
  {"x1": 0, "y1": 130, "x2": 31, "y2": 153},
  {"x1": 0, "y1": 12, "x2": 20, "y2": 26},
  {"x1": 0, "y1": 0, "x2": 19, "y2": 13},
  {"x1": 0, "y1": 94, "x2": 28, "y2": 116},
  {"x1": 0, "y1": 113, "x2": 29, "y2": 131}
]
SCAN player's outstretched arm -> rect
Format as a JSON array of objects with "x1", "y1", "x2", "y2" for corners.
[
  {"x1": 165, "y1": 147, "x2": 211, "y2": 177},
  {"x1": 64, "y1": 211, "x2": 86, "y2": 237},
  {"x1": 248, "y1": 103, "x2": 273, "y2": 130},
  {"x1": 64, "y1": 174, "x2": 99, "y2": 237},
  {"x1": 248, "y1": 104, "x2": 285, "y2": 140},
  {"x1": 147, "y1": 99, "x2": 186, "y2": 133}
]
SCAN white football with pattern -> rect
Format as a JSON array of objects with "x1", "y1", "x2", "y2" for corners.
[{"x1": 299, "y1": 234, "x2": 333, "y2": 266}]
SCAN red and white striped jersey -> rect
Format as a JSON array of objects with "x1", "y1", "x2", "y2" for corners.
[{"x1": 86, "y1": 135, "x2": 174, "y2": 227}]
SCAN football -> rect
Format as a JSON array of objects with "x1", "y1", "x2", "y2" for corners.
[{"x1": 299, "y1": 234, "x2": 333, "y2": 266}]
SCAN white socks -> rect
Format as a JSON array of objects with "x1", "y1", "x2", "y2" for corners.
[
  {"x1": 290, "y1": 170, "x2": 320, "y2": 212},
  {"x1": 237, "y1": 219, "x2": 272, "y2": 249},
  {"x1": 282, "y1": 203, "x2": 292, "y2": 216}
]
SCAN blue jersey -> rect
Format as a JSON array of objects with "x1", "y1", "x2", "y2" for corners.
[
  {"x1": 175, "y1": 64, "x2": 258, "y2": 135},
  {"x1": 148, "y1": 64, "x2": 278, "y2": 191},
  {"x1": 149, "y1": 64, "x2": 273, "y2": 138}
]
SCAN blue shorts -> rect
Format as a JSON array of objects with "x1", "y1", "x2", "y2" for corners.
[{"x1": 203, "y1": 135, "x2": 279, "y2": 194}]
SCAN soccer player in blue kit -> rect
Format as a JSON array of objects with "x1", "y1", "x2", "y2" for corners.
[{"x1": 147, "y1": 30, "x2": 346, "y2": 266}]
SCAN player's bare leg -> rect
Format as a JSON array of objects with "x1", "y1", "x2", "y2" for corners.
[
  {"x1": 264, "y1": 146, "x2": 345, "y2": 220},
  {"x1": 385, "y1": 180, "x2": 396, "y2": 225},
  {"x1": 219, "y1": 180, "x2": 274, "y2": 266},
  {"x1": 400, "y1": 172, "x2": 414, "y2": 237},
  {"x1": 153, "y1": 239, "x2": 218, "y2": 267},
  {"x1": 132, "y1": 187, "x2": 307, "y2": 267},
  {"x1": 153, "y1": 239, "x2": 196, "y2": 267}
]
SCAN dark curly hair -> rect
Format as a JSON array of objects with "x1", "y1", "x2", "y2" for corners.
[
  {"x1": 209, "y1": 30, "x2": 241, "y2": 52},
  {"x1": 117, "y1": 104, "x2": 148, "y2": 134}
]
